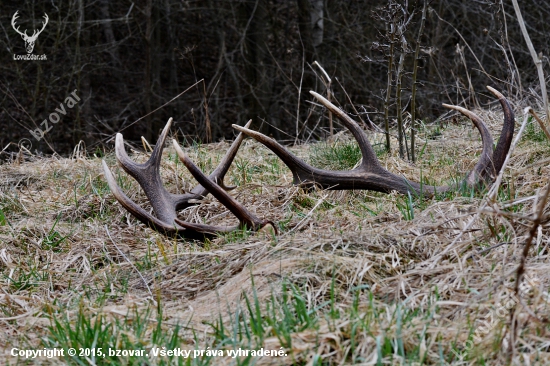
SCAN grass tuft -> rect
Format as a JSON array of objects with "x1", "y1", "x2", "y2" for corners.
[{"x1": 309, "y1": 140, "x2": 362, "y2": 170}]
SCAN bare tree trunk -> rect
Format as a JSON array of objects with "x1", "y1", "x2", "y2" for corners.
[
  {"x1": 239, "y1": 0, "x2": 270, "y2": 131},
  {"x1": 75, "y1": 0, "x2": 93, "y2": 145},
  {"x1": 396, "y1": 48, "x2": 405, "y2": 160},
  {"x1": 165, "y1": 0, "x2": 178, "y2": 118},
  {"x1": 310, "y1": 0, "x2": 323, "y2": 47},
  {"x1": 411, "y1": 0, "x2": 427, "y2": 163},
  {"x1": 99, "y1": 0, "x2": 128, "y2": 97},
  {"x1": 384, "y1": 23, "x2": 395, "y2": 153},
  {"x1": 512, "y1": 0, "x2": 549, "y2": 123},
  {"x1": 296, "y1": 0, "x2": 318, "y2": 137},
  {"x1": 152, "y1": 5, "x2": 161, "y2": 96},
  {"x1": 144, "y1": 0, "x2": 153, "y2": 141},
  {"x1": 296, "y1": 0, "x2": 316, "y2": 63},
  {"x1": 99, "y1": 0, "x2": 121, "y2": 66}
]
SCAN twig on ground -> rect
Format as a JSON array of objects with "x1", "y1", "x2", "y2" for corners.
[
  {"x1": 105, "y1": 225, "x2": 154, "y2": 299},
  {"x1": 527, "y1": 108, "x2": 550, "y2": 140}
]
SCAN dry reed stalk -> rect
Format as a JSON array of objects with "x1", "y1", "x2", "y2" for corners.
[{"x1": 512, "y1": 0, "x2": 550, "y2": 123}]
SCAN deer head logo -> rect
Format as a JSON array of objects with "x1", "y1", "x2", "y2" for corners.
[{"x1": 11, "y1": 11, "x2": 48, "y2": 54}]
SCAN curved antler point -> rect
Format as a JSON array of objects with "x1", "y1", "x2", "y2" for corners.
[
  {"x1": 231, "y1": 124, "x2": 251, "y2": 134},
  {"x1": 101, "y1": 159, "x2": 109, "y2": 171},
  {"x1": 171, "y1": 139, "x2": 184, "y2": 156},
  {"x1": 442, "y1": 104, "x2": 471, "y2": 116},
  {"x1": 309, "y1": 90, "x2": 322, "y2": 99},
  {"x1": 163, "y1": 117, "x2": 173, "y2": 132}
]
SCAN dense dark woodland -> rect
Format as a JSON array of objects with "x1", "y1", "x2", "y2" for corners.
[{"x1": 0, "y1": 0, "x2": 548, "y2": 155}]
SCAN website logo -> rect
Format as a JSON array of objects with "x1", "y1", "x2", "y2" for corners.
[{"x1": 11, "y1": 11, "x2": 48, "y2": 60}]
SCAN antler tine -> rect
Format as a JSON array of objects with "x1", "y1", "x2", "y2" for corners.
[
  {"x1": 309, "y1": 91, "x2": 380, "y2": 169},
  {"x1": 189, "y1": 119, "x2": 253, "y2": 195},
  {"x1": 441, "y1": 104, "x2": 494, "y2": 184},
  {"x1": 486, "y1": 86, "x2": 515, "y2": 176},
  {"x1": 172, "y1": 140, "x2": 272, "y2": 232}
]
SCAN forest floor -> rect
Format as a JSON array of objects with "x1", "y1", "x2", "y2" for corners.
[{"x1": 0, "y1": 105, "x2": 550, "y2": 365}]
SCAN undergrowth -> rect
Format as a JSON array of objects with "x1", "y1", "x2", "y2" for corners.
[{"x1": 1, "y1": 115, "x2": 549, "y2": 365}]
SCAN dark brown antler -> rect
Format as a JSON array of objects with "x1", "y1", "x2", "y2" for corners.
[
  {"x1": 102, "y1": 118, "x2": 272, "y2": 238},
  {"x1": 233, "y1": 86, "x2": 514, "y2": 196}
]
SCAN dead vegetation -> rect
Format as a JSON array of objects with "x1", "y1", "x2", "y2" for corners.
[{"x1": 0, "y1": 105, "x2": 549, "y2": 365}]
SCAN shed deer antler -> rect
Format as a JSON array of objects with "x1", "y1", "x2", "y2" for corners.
[
  {"x1": 233, "y1": 86, "x2": 514, "y2": 196},
  {"x1": 102, "y1": 118, "x2": 272, "y2": 239}
]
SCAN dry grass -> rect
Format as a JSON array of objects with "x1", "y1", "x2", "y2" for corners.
[{"x1": 0, "y1": 106, "x2": 549, "y2": 365}]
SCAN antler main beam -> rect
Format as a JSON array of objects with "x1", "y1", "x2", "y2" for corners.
[
  {"x1": 233, "y1": 86, "x2": 514, "y2": 196},
  {"x1": 102, "y1": 118, "x2": 271, "y2": 239}
]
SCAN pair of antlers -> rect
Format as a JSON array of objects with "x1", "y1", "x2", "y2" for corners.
[{"x1": 102, "y1": 86, "x2": 514, "y2": 239}]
